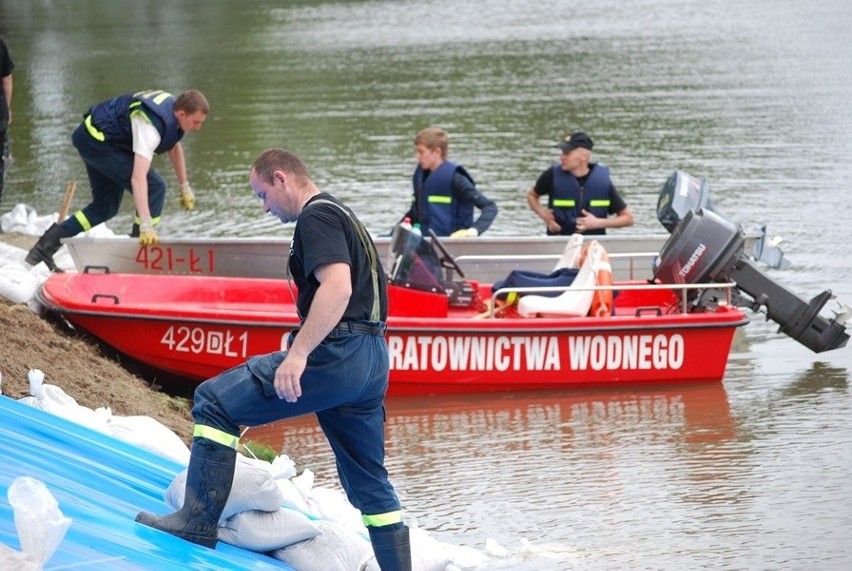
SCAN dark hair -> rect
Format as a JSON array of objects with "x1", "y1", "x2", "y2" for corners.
[
  {"x1": 251, "y1": 148, "x2": 312, "y2": 186},
  {"x1": 174, "y1": 90, "x2": 209, "y2": 115}
]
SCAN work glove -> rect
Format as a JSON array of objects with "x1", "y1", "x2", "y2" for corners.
[
  {"x1": 450, "y1": 227, "x2": 479, "y2": 238},
  {"x1": 138, "y1": 219, "x2": 160, "y2": 246},
  {"x1": 178, "y1": 182, "x2": 195, "y2": 211}
]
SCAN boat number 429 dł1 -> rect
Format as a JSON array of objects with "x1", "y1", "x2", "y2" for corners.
[{"x1": 160, "y1": 325, "x2": 249, "y2": 357}]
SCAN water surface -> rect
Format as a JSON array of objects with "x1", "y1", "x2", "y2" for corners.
[{"x1": 2, "y1": 1, "x2": 851, "y2": 568}]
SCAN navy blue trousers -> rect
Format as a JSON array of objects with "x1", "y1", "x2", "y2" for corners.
[
  {"x1": 192, "y1": 328, "x2": 402, "y2": 516},
  {"x1": 60, "y1": 123, "x2": 166, "y2": 234}
]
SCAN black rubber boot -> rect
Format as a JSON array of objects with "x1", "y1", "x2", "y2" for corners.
[
  {"x1": 25, "y1": 223, "x2": 72, "y2": 272},
  {"x1": 129, "y1": 222, "x2": 140, "y2": 237},
  {"x1": 368, "y1": 523, "x2": 412, "y2": 571},
  {"x1": 135, "y1": 438, "x2": 236, "y2": 549}
]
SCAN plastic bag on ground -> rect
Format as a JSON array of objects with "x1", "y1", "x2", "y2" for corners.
[
  {"x1": 7, "y1": 477, "x2": 72, "y2": 565},
  {"x1": 0, "y1": 544, "x2": 41, "y2": 571}
]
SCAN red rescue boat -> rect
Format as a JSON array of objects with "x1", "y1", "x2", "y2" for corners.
[
  {"x1": 38, "y1": 207, "x2": 851, "y2": 395},
  {"x1": 36, "y1": 267, "x2": 748, "y2": 395}
]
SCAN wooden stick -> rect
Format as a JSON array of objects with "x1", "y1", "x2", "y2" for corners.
[{"x1": 58, "y1": 180, "x2": 77, "y2": 221}]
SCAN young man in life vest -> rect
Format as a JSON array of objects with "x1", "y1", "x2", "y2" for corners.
[
  {"x1": 400, "y1": 127, "x2": 498, "y2": 238},
  {"x1": 25, "y1": 89, "x2": 208, "y2": 272},
  {"x1": 526, "y1": 131, "x2": 634, "y2": 236}
]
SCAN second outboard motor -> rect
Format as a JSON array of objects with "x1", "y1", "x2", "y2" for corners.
[
  {"x1": 656, "y1": 171, "x2": 718, "y2": 233},
  {"x1": 654, "y1": 209, "x2": 849, "y2": 353},
  {"x1": 656, "y1": 170, "x2": 790, "y2": 269}
]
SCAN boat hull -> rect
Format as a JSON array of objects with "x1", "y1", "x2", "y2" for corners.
[
  {"x1": 62, "y1": 234, "x2": 701, "y2": 282},
  {"x1": 37, "y1": 273, "x2": 748, "y2": 396}
]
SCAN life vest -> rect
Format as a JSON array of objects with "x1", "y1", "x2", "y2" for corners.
[
  {"x1": 85, "y1": 89, "x2": 184, "y2": 154},
  {"x1": 550, "y1": 164, "x2": 612, "y2": 236},
  {"x1": 412, "y1": 161, "x2": 474, "y2": 236}
]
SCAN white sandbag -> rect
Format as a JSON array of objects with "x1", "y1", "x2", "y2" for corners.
[
  {"x1": 107, "y1": 415, "x2": 190, "y2": 466},
  {"x1": 409, "y1": 526, "x2": 455, "y2": 571},
  {"x1": 17, "y1": 393, "x2": 111, "y2": 434},
  {"x1": 360, "y1": 525, "x2": 461, "y2": 571},
  {"x1": 0, "y1": 264, "x2": 40, "y2": 304},
  {"x1": 270, "y1": 454, "x2": 297, "y2": 479},
  {"x1": 82, "y1": 223, "x2": 119, "y2": 239},
  {"x1": 17, "y1": 371, "x2": 110, "y2": 434},
  {"x1": 50, "y1": 247, "x2": 75, "y2": 273},
  {"x1": 291, "y1": 468, "x2": 315, "y2": 497},
  {"x1": 218, "y1": 507, "x2": 320, "y2": 551},
  {"x1": 165, "y1": 454, "x2": 283, "y2": 521},
  {"x1": 440, "y1": 537, "x2": 490, "y2": 570},
  {"x1": 276, "y1": 478, "x2": 312, "y2": 515},
  {"x1": 0, "y1": 204, "x2": 56, "y2": 235},
  {"x1": 305, "y1": 486, "x2": 363, "y2": 529},
  {"x1": 271, "y1": 520, "x2": 373, "y2": 571},
  {"x1": 0, "y1": 241, "x2": 29, "y2": 267}
]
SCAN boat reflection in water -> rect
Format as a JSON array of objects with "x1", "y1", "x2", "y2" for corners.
[
  {"x1": 245, "y1": 382, "x2": 741, "y2": 564},
  {"x1": 245, "y1": 383, "x2": 736, "y2": 459}
]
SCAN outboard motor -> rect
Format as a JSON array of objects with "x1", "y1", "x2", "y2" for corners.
[
  {"x1": 656, "y1": 171, "x2": 790, "y2": 269},
  {"x1": 656, "y1": 171, "x2": 718, "y2": 233},
  {"x1": 654, "y1": 209, "x2": 849, "y2": 353}
]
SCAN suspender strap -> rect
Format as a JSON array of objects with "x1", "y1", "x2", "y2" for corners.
[{"x1": 305, "y1": 198, "x2": 382, "y2": 322}]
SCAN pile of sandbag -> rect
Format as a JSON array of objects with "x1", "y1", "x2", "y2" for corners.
[
  {"x1": 7, "y1": 368, "x2": 490, "y2": 570},
  {"x1": 163, "y1": 454, "x2": 487, "y2": 571},
  {"x1": 163, "y1": 454, "x2": 324, "y2": 553}
]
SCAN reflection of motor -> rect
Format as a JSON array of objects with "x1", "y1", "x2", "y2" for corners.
[{"x1": 654, "y1": 209, "x2": 849, "y2": 353}]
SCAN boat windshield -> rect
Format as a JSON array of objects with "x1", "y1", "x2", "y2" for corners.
[{"x1": 388, "y1": 223, "x2": 446, "y2": 294}]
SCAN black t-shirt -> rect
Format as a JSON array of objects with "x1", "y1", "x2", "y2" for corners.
[{"x1": 290, "y1": 194, "x2": 388, "y2": 322}]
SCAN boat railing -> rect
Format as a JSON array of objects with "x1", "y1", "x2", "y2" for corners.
[
  {"x1": 455, "y1": 251, "x2": 660, "y2": 281},
  {"x1": 488, "y1": 281, "x2": 738, "y2": 318}
]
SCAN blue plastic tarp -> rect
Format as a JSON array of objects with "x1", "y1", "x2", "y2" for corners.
[{"x1": 0, "y1": 396, "x2": 294, "y2": 570}]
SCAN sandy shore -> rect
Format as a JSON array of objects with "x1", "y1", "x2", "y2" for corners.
[{"x1": 0, "y1": 231, "x2": 195, "y2": 443}]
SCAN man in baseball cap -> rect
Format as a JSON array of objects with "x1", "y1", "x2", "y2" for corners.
[
  {"x1": 527, "y1": 130, "x2": 634, "y2": 236},
  {"x1": 556, "y1": 131, "x2": 594, "y2": 152}
]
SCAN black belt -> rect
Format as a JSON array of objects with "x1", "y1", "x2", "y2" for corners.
[
  {"x1": 289, "y1": 322, "x2": 386, "y2": 343},
  {"x1": 329, "y1": 321, "x2": 386, "y2": 337}
]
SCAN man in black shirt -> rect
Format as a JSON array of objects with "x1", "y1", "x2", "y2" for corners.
[
  {"x1": 527, "y1": 131, "x2": 634, "y2": 236},
  {"x1": 136, "y1": 148, "x2": 411, "y2": 570}
]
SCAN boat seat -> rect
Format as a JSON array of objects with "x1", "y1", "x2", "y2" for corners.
[
  {"x1": 518, "y1": 241, "x2": 607, "y2": 318},
  {"x1": 553, "y1": 233, "x2": 584, "y2": 271}
]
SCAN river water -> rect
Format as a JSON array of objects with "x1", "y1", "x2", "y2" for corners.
[{"x1": 2, "y1": 0, "x2": 852, "y2": 568}]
